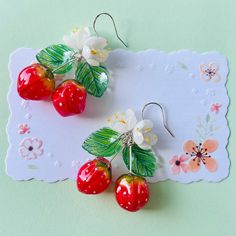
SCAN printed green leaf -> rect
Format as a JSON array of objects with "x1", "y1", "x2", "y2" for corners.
[
  {"x1": 82, "y1": 127, "x2": 122, "y2": 157},
  {"x1": 205, "y1": 114, "x2": 210, "y2": 123},
  {"x1": 75, "y1": 62, "x2": 109, "y2": 97},
  {"x1": 178, "y1": 62, "x2": 188, "y2": 70},
  {"x1": 36, "y1": 44, "x2": 75, "y2": 74},
  {"x1": 122, "y1": 144, "x2": 157, "y2": 177},
  {"x1": 27, "y1": 164, "x2": 39, "y2": 170}
]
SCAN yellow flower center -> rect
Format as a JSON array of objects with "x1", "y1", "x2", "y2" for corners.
[
  {"x1": 72, "y1": 27, "x2": 79, "y2": 33},
  {"x1": 145, "y1": 137, "x2": 151, "y2": 143},
  {"x1": 91, "y1": 49, "x2": 98, "y2": 55}
]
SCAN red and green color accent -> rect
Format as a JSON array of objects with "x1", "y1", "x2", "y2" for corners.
[
  {"x1": 77, "y1": 157, "x2": 112, "y2": 194},
  {"x1": 115, "y1": 174, "x2": 150, "y2": 212},
  {"x1": 17, "y1": 63, "x2": 55, "y2": 100},
  {"x1": 52, "y1": 80, "x2": 87, "y2": 117}
]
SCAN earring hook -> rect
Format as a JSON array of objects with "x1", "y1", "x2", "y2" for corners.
[
  {"x1": 93, "y1": 12, "x2": 128, "y2": 48},
  {"x1": 141, "y1": 102, "x2": 175, "y2": 138}
]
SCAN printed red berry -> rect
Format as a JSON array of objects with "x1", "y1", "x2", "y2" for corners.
[
  {"x1": 115, "y1": 174, "x2": 150, "y2": 212},
  {"x1": 17, "y1": 63, "x2": 55, "y2": 100},
  {"x1": 77, "y1": 157, "x2": 112, "y2": 194},
  {"x1": 52, "y1": 80, "x2": 87, "y2": 117}
]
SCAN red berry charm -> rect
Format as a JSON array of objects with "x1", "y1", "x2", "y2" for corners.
[
  {"x1": 115, "y1": 174, "x2": 150, "y2": 212},
  {"x1": 77, "y1": 157, "x2": 112, "y2": 194},
  {"x1": 17, "y1": 63, "x2": 55, "y2": 100},
  {"x1": 52, "y1": 80, "x2": 87, "y2": 117}
]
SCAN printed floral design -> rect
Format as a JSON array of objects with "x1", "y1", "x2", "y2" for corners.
[
  {"x1": 18, "y1": 124, "x2": 30, "y2": 134},
  {"x1": 19, "y1": 138, "x2": 43, "y2": 160},
  {"x1": 211, "y1": 103, "x2": 222, "y2": 114},
  {"x1": 63, "y1": 27, "x2": 109, "y2": 66},
  {"x1": 183, "y1": 139, "x2": 218, "y2": 172},
  {"x1": 107, "y1": 109, "x2": 158, "y2": 150},
  {"x1": 196, "y1": 114, "x2": 219, "y2": 142},
  {"x1": 169, "y1": 155, "x2": 189, "y2": 174},
  {"x1": 199, "y1": 63, "x2": 220, "y2": 82}
]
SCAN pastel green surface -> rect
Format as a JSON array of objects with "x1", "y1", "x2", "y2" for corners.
[{"x1": 0, "y1": 0, "x2": 235, "y2": 235}]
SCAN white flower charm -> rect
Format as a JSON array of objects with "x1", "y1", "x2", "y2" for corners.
[
  {"x1": 63, "y1": 27, "x2": 91, "y2": 52},
  {"x1": 63, "y1": 27, "x2": 109, "y2": 66},
  {"x1": 107, "y1": 109, "x2": 137, "y2": 133},
  {"x1": 133, "y1": 120, "x2": 158, "y2": 150},
  {"x1": 107, "y1": 109, "x2": 157, "y2": 150},
  {"x1": 19, "y1": 138, "x2": 43, "y2": 160}
]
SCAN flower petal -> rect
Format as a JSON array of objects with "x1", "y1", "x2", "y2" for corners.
[
  {"x1": 137, "y1": 142, "x2": 151, "y2": 150},
  {"x1": 199, "y1": 64, "x2": 209, "y2": 73},
  {"x1": 202, "y1": 139, "x2": 218, "y2": 153},
  {"x1": 180, "y1": 163, "x2": 189, "y2": 173},
  {"x1": 135, "y1": 120, "x2": 153, "y2": 133},
  {"x1": 21, "y1": 138, "x2": 32, "y2": 149},
  {"x1": 183, "y1": 140, "x2": 197, "y2": 153},
  {"x1": 201, "y1": 73, "x2": 211, "y2": 81},
  {"x1": 133, "y1": 130, "x2": 144, "y2": 145},
  {"x1": 188, "y1": 158, "x2": 201, "y2": 172},
  {"x1": 27, "y1": 152, "x2": 37, "y2": 160},
  {"x1": 85, "y1": 36, "x2": 107, "y2": 49},
  {"x1": 126, "y1": 109, "x2": 137, "y2": 130},
  {"x1": 82, "y1": 45, "x2": 91, "y2": 60},
  {"x1": 171, "y1": 165, "x2": 180, "y2": 174},
  {"x1": 62, "y1": 35, "x2": 77, "y2": 49},
  {"x1": 86, "y1": 58, "x2": 100, "y2": 66},
  {"x1": 143, "y1": 133, "x2": 158, "y2": 146},
  {"x1": 72, "y1": 27, "x2": 91, "y2": 50},
  {"x1": 203, "y1": 157, "x2": 217, "y2": 172},
  {"x1": 111, "y1": 122, "x2": 129, "y2": 134},
  {"x1": 32, "y1": 139, "x2": 42, "y2": 149},
  {"x1": 169, "y1": 155, "x2": 178, "y2": 165},
  {"x1": 179, "y1": 154, "x2": 189, "y2": 162},
  {"x1": 34, "y1": 148, "x2": 43, "y2": 156},
  {"x1": 210, "y1": 63, "x2": 219, "y2": 72},
  {"x1": 213, "y1": 73, "x2": 221, "y2": 83},
  {"x1": 19, "y1": 147, "x2": 29, "y2": 157}
]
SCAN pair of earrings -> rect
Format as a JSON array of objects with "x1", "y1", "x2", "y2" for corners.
[
  {"x1": 77, "y1": 102, "x2": 174, "y2": 212},
  {"x1": 17, "y1": 13, "x2": 127, "y2": 116},
  {"x1": 17, "y1": 13, "x2": 174, "y2": 212}
]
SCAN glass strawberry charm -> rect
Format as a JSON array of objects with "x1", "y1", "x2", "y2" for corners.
[
  {"x1": 17, "y1": 63, "x2": 55, "y2": 100},
  {"x1": 77, "y1": 157, "x2": 112, "y2": 194},
  {"x1": 77, "y1": 103, "x2": 174, "y2": 212},
  {"x1": 115, "y1": 174, "x2": 149, "y2": 212}
]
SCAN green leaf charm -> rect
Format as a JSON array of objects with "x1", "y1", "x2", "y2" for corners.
[
  {"x1": 75, "y1": 62, "x2": 109, "y2": 97},
  {"x1": 122, "y1": 144, "x2": 157, "y2": 177},
  {"x1": 36, "y1": 44, "x2": 75, "y2": 74},
  {"x1": 82, "y1": 127, "x2": 122, "y2": 157}
]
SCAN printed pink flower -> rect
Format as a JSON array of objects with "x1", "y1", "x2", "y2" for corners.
[
  {"x1": 183, "y1": 139, "x2": 218, "y2": 172},
  {"x1": 19, "y1": 138, "x2": 43, "y2": 160},
  {"x1": 199, "y1": 63, "x2": 220, "y2": 82},
  {"x1": 169, "y1": 155, "x2": 189, "y2": 174},
  {"x1": 211, "y1": 103, "x2": 222, "y2": 114},
  {"x1": 18, "y1": 124, "x2": 30, "y2": 134}
]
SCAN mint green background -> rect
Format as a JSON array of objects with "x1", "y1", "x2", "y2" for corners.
[{"x1": 0, "y1": 0, "x2": 235, "y2": 235}]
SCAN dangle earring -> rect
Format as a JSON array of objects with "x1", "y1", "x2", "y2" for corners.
[
  {"x1": 76, "y1": 102, "x2": 174, "y2": 212},
  {"x1": 17, "y1": 13, "x2": 127, "y2": 117}
]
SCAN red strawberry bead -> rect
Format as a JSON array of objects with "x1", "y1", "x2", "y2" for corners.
[
  {"x1": 52, "y1": 80, "x2": 87, "y2": 117},
  {"x1": 17, "y1": 63, "x2": 55, "y2": 100},
  {"x1": 115, "y1": 174, "x2": 150, "y2": 212},
  {"x1": 77, "y1": 157, "x2": 111, "y2": 194}
]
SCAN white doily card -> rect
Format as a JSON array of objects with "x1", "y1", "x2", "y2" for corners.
[{"x1": 6, "y1": 48, "x2": 230, "y2": 183}]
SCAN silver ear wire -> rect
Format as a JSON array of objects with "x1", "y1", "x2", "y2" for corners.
[
  {"x1": 142, "y1": 102, "x2": 175, "y2": 138},
  {"x1": 93, "y1": 12, "x2": 128, "y2": 48}
]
